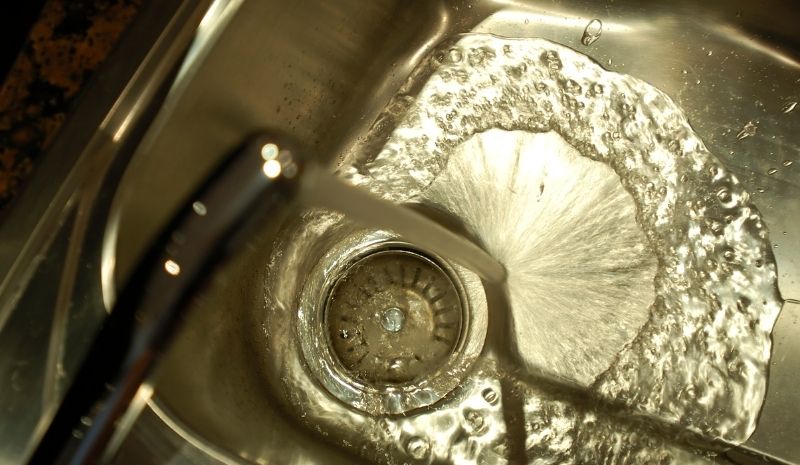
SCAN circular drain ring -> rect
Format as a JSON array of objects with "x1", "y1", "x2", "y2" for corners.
[
  {"x1": 297, "y1": 234, "x2": 487, "y2": 415},
  {"x1": 325, "y1": 249, "x2": 465, "y2": 385}
]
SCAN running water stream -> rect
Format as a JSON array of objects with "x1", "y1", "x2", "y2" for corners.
[{"x1": 300, "y1": 166, "x2": 506, "y2": 284}]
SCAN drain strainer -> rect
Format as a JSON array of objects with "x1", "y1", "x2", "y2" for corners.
[
  {"x1": 326, "y1": 250, "x2": 463, "y2": 384},
  {"x1": 297, "y1": 235, "x2": 487, "y2": 414}
]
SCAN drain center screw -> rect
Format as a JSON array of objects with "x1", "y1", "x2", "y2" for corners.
[{"x1": 381, "y1": 307, "x2": 406, "y2": 333}]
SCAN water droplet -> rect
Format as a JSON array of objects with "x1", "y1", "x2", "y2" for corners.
[
  {"x1": 80, "y1": 416, "x2": 93, "y2": 427},
  {"x1": 482, "y1": 387, "x2": 499, "y2": 405},
  {"x1": 389, "y1": 358, "x2": 404, "y2": 371},
  {"x1": 581, "y1": 19, "x2": 603, "y2": 46},
  {"x1": 707, "y1": 50, "x2": 713, "y2": 56},
  {"x1": 717, "y1": 188, "x2": 732, "y2": 203},
  {"x1": 767, "y1": 168, "x2": 777, "y2": 175},
  {"x1": 339, "y1": 329, "x2": 350, "y2": 339},
  {"x1": 756, "y1": 187, "x2": 765, "y2": 193},
  {"x1": 543, "y1": 50, "x2": 562, "y2": 71},
  {"x1": 464, "y1": 409, "x2": 487, "y2": 434},
  {"x1": 563, "y1": 79, "x2": 582, "y2": 94},
  {"x1": 448, "y1": 48, "x2": 463, "y2": 63},
  {"x1": 736, "y1": 121, "x2": 758, "y2": 140},
  {"x1": 781, "y1": 101, "x2": 797, "y2": 113},
  {"x1": 406, "y1": 437, "x2": 430, "y2": 460},
  {"x1": 508, "y1": 62, "x2": 528, "y2": 78},
  {"x1": 592, "y1": 83, "x2": 604, "y2": 95},
  {"x1": 783, "y1": 160, "x2": 793, "y2": 167}
]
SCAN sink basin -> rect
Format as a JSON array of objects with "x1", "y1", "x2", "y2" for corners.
[{"x1": 0, "y1": 0, "x2": 798, "y2": 464}]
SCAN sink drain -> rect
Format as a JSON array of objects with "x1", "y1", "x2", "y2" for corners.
[
  {"x1": 326, "y1": 250, "x2": 464, "y2": 384},
  {"x1": 297, "y1": 234, "x2": 487, "y2": 414}
]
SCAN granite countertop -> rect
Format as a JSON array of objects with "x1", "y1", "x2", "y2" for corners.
[{"x1": 0, "y1": 0, "x2": 142, "y2": 211}]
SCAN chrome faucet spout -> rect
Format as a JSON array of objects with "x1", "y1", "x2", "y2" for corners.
[{"x1": 29, "y1": 130, "x2": 306, "y2": 465}]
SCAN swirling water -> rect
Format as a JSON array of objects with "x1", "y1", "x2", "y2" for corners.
[{"x1": 265, "y1": 34, "x2": 782, "y2": 464}]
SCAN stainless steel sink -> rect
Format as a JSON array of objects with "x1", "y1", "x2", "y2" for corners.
[{"x1": 0, "y1": 0, "x2": 798, "y2": 464}]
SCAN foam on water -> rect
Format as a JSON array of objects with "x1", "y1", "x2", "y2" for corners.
[{"x1": 264, "y1": 34, "x2": 782, "y2": 464}]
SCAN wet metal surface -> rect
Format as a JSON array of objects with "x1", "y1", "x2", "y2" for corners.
[
  {"x1": 109, "y1": 1, "x2": 800, "y2": 463},
  {"x1": 0, "y1": 0, "x2": 797, "y2": 464}
]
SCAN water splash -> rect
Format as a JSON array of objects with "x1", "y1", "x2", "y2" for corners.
[
  {"x1": 406, "y1": 436, "x2": 430, "y2": 459},
  {"x1": 425, "y1": 130, "x2": 656, "y2": 386},
  {"x1": 265, "y1": 34, "x2": 781, "y2": 464},
  {"x1": 342, "y1": 32, "x2": 780, "y2": 454}
]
